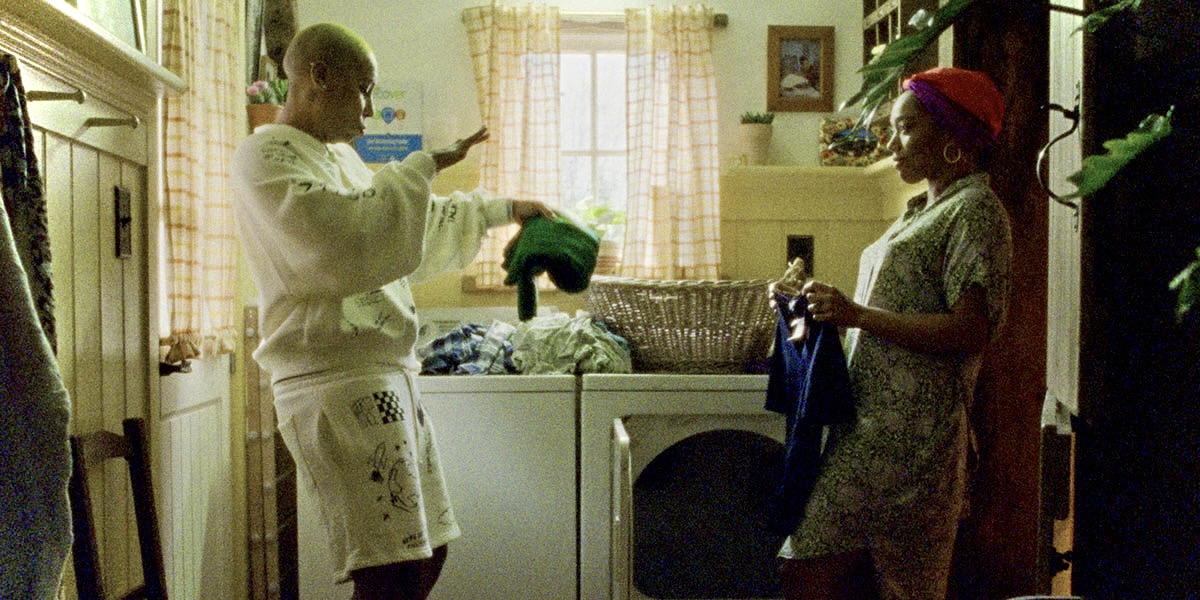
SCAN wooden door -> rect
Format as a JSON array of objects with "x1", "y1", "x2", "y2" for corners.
[{"x1": 949, "y1": 2, "x2": 1049, "y2": 597}]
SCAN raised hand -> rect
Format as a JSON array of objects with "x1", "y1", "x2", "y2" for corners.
[{"x1": 431, "y1": 126, "x2": 490, "y2": 171}]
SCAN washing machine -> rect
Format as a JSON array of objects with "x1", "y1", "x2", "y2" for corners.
[
  {"x1": 580, "y1": 373, "x2": 787, "y2": 600},
  {"x1": 298, "y1": 308, "x2": 577, "y2": 600}
]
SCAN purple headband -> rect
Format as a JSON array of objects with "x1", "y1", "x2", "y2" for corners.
[{"x1": 904, "y1": 79, "x2": 996, "y2": 152}]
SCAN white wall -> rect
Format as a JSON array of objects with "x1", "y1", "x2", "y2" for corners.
[{"x1": 294, "y1": 0, "x2": 864, "y2": 169}]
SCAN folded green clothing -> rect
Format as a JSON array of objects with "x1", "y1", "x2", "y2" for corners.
[{"x1": 502, "y1": 214, "x2": 600, "y2": 321}]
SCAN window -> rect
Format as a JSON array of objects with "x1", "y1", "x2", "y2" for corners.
[{"x1": 560, "y1": 23, "x2": 626, "y2": 231}]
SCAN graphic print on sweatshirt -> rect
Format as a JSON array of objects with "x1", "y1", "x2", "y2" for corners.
[{"x1": 340, "y1": 282, "x2": 410, "y2": 337}]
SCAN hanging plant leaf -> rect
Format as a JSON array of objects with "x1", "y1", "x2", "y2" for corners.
[
  {"x1": 1078, "y1": 0, "x2": 1143, "y2": 34},
  {"x1": 1170, "y1": 247, "x2": 1200, "y2": 322},
  {"x1": 840, "y1": 0, "x2": 982, "y2": 131},
  {"x1": 1062, "y1": 106, "x2": 1174, "y2": 200}
]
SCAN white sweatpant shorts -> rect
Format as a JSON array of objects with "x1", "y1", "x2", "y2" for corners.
[{"x1": 273, "y1": 366, "x2": 460, "y2": 583}]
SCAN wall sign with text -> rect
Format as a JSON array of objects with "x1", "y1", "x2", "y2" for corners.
[{"x1": 354, "y1": 80, "x2": 424, "y2": 163}]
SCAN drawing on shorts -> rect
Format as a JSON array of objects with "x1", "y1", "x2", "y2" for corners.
[
  {"x1": 369, "y1": 442, "x2": 418, "y2": 514},
  {"x1": 352, "y1": 390, "x2": 404, "y2": 428}
]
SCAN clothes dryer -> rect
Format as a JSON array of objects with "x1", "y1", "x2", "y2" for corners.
[{"x1": 580, "y1": 374, "x2": 787, "y2": 600}]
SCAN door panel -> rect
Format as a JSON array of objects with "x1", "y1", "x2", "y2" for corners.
[
  {"x1": 41, "y1": 127, "x2": 147, "y2": 597},
  {"x1": 158, "y1": 355, "x2": 234, "y2": 600}
]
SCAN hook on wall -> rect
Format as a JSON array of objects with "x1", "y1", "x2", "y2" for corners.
[
  {"x1": 84, "y1": 115, "x2": 140, "y2": 129},
  {"x1": 1037, "y1": 95, "x2": 1082, "y2": 216},
  {"x1": 27, "y1": 89, "x2": 86, "y2": 104}
]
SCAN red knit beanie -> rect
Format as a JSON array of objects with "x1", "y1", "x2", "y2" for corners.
[{"x1": 902, "y1": 67, "x2": 1005, "y2": 142}]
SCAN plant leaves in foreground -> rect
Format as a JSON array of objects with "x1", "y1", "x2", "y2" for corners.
[
  {"x1": 1062, "y1": 106, "x2": 1174, "y2": 200},
  {"x1": 1078, "y1": 0, "x2": 1143, "y2": 34},
  {"x1": 840, "y1": 0, "x2": 981, "y2": 131},
  {"x1": 1170, "y1": 247, "x2": 1200, "y2": 322}
]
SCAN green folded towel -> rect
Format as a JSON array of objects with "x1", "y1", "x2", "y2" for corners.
[{"x1": 502, "y1": 214, "x2": 600, "y2": 321}]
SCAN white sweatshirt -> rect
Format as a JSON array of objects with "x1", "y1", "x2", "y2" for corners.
[{"x1": 231, "y1": 124, "x2": 512, "y2": 381}]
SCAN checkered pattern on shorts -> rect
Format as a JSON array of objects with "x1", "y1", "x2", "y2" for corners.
[{"x1": 352, "y1": 390, "x2": 404, "y2": 427}]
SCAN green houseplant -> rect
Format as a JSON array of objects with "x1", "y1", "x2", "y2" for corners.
[
  {"x1": 738, "y1": 111, "x2": 775, "y2": 165},
  {"x1": 245, "y1": 76, "x2": 289, "y2": 132},
  {"x1": 739, "y1": 111, "x2": 775, "y2": 124},
  {"x1": 576, "y1": 197, "x2": 626, "y2": 274}
]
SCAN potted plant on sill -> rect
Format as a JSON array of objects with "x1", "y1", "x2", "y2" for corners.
[
  {"x1": 245, "y1": 76, "x2": 288, "y2": 133},
  {"x1": 576, "y1": 197, "x2": 626, "y2": 275},
  {"x1": 738, "y1": 111, "x2": 774, "y2": 165}
]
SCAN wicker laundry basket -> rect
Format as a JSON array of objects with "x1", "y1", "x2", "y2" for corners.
[{"x1": 585, "y1": 276, "x2": 775, "y2": 373}]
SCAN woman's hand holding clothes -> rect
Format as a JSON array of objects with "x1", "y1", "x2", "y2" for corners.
[{"x1": 802, "y1": 280, "x2": 860, "y2": 327}]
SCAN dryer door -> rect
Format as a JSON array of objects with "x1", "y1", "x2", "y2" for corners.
[{"x1": 617, "y1": 414, "x2": 787, "y2": 599}]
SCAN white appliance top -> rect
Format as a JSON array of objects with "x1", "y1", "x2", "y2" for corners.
[
  {"x1": 580, "y1": 373, "x2": 769, "y2": 392},
  {"x1": 416, "y1": 373, "x2": 576, "y2": 393}
]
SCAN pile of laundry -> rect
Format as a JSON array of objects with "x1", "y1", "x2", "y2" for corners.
[{"x1": 418, "y1": 312, "x2": 632, "y2": 375}]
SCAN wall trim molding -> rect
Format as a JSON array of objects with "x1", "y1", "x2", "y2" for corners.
[{"x1": 0, "y1": 0, "x2": 184, "y2": 117}]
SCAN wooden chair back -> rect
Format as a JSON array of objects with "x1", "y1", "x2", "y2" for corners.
[{"x1": 68, "y1": 417, "x2": 168, "y2": 600}]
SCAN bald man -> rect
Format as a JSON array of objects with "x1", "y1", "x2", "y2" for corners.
[{"x1": 231, "y1": 22, "x2": 551, "y2": 600}]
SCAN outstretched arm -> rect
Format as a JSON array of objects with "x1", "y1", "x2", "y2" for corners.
[
  {"x1": 801, "y1": 280, "x2": 991, "y2": 354},
  {"x1": 511, "y1": 200, "x2": 555, "y2": 224}
]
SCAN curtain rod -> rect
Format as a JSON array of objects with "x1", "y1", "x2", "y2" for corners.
[
  {"x1": 462, "y1": 10, "x2": 728, "y2": 29},
  {"x1": 564, "y1": 11, "x2": 727, "y2": 28}
]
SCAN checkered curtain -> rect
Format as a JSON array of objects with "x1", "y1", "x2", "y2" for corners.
[
  {"x1": 462, "y1": 3, "x2": 561, "y2": 288},
  {"x1": 621, "y1": 5, "x2": 720, "y2": 279},
  {"x1": 160, "y1": 0, "x2": 242, "y2": 361}
]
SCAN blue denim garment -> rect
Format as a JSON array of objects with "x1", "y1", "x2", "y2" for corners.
[{"x1": 764, "y1": 291, "x2": 855, "y2": 535}]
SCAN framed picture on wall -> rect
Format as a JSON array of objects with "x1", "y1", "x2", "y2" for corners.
[
  {"x1": 767, "y1": 25, "x2": 834, "y2": 112},
  {"x1": 73, "y1": 0, "x2": 147, "y2": 53}
]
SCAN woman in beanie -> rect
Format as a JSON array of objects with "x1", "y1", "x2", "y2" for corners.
[{"x1": 775, "y1": 67, "x2": 1013, "y2": 599}]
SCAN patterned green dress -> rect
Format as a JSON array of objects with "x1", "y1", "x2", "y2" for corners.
[{"x1": 779, "y1": 173, "x2": 1011, "y2": 598}]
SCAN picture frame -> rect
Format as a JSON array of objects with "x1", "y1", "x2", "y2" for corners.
[
  {"x1": 73, "y1": 0, "x2": 146, "y2": 53},
  {"x1": 767, "y1": 25, "x2": 834, "y2": 113}
]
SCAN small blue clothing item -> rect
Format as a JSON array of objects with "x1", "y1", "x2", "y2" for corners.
[
  {"x1": 418, "y1": 322, "x2": 518, "y2": 375},
  {"x1": 764, "y1": 291, "x2": 855, "y2": 535}
]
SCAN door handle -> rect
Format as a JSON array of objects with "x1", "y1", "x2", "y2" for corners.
[{"x1": 611, "y1": 418, "x2": 632, "y2": 600}]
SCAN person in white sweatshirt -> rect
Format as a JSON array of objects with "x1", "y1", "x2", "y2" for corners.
[{"x1": 231, "y1": 22, "x2": 551, "y2": 600}]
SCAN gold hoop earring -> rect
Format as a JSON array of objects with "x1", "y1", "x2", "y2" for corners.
[{"x1": 943, "y1": 143, "x2": 963, "y2": 164}]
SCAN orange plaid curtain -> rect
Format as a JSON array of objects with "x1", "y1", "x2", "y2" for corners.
[
  {"x1": 462, "y1": 3, "x2": 562, "y2": 288},
  {"x1": 160, "y1": 0, "x2": 241, "y2": 361},
  {"x1": 621, "y1": 5, "x2": 720, "y2": 279}
]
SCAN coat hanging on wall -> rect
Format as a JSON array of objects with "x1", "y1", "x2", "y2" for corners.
[
  {"x1": 0, "y1": 53, "x2": 55, "y2": 350},
  {"x1": 0, "y1": 52, "x2": 72, "y2": 600}
]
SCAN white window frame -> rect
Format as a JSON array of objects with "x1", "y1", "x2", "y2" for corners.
[{"x1": 559, "y1": 19, "x2": 626, "y2": 220}]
